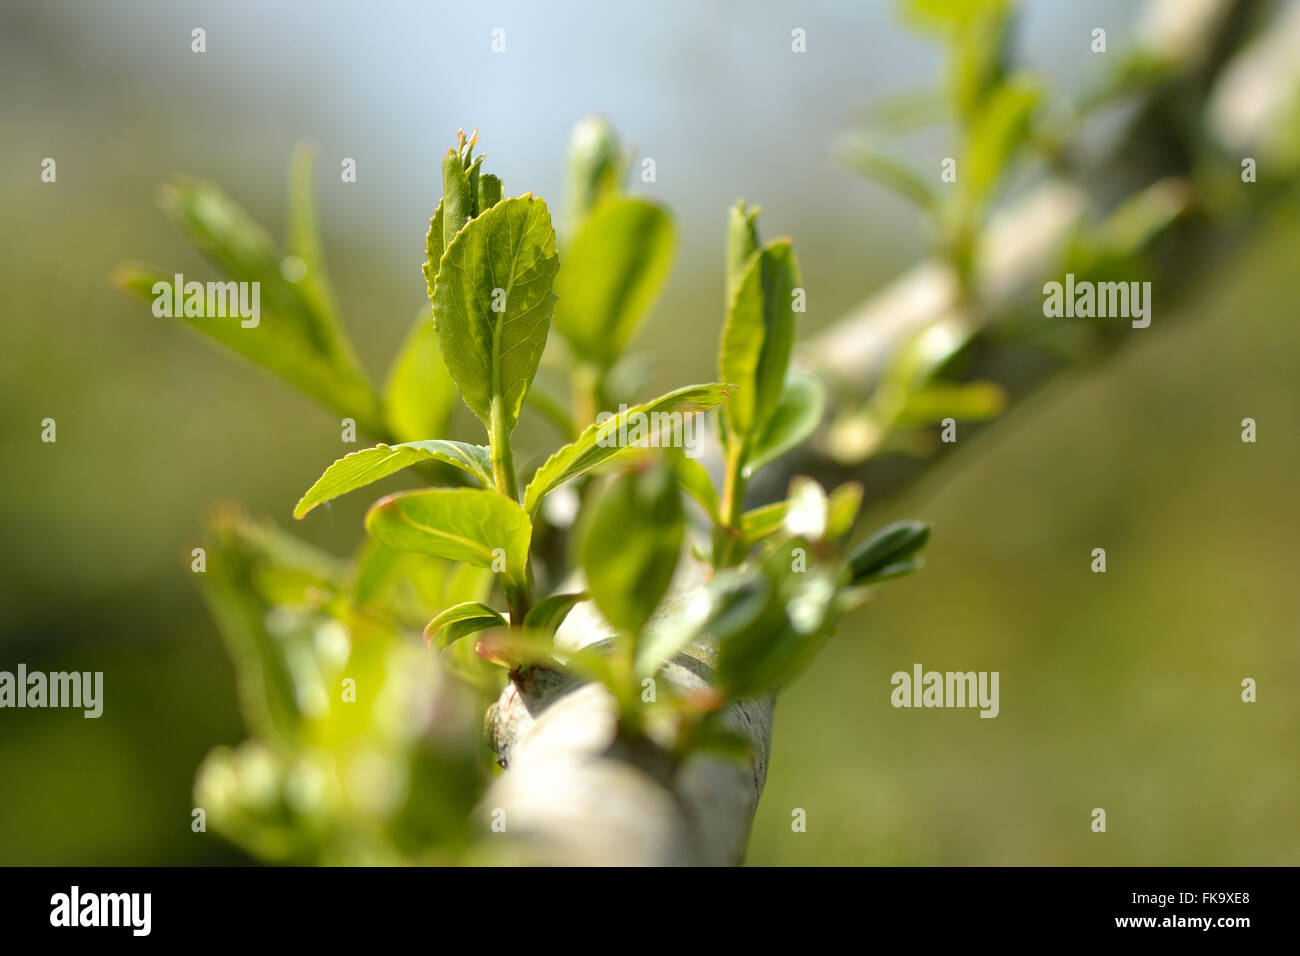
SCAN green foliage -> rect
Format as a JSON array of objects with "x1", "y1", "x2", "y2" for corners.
[
  {"x1": 522, "y1": 591, "x2": 587, "y2": 637},
  {"x1": 847, "y1": 519, "x2": 932, "y2": 584},
  {"x1": 745, "y1": 371, "x2": 827, "y2": 476},
  {"x1": 554, "y1": 197, "x2": 676, "y2": 369},
  {"x1": 113, "y1": 153, "x2": 384, "y2": 436},
  {"x1": 423, "y1": 601, "x2": 507, "y2": 649},
  {"x1": 191, "y1": 507, "x2": 483, "y2": 864},
  {"x1": 718, "y1": 239, "x2": 801, "y2": 443},
  {"x1": 565, "y1": 115, "x2": 626, "y2": 229},
  {"x1": 523, "y1": 382, "x2": 733, "y2": 516},
  {"x1": 365, "y1": 487, "x2": 532, "y2": 589},
  {"x1": 579, "y1": 461, "x2": 683, "y2": 635},
  {"x1": 121, "y1": 121, "x2": 930, "y2": 864},
  {"x1": 294, "y1": 440, "x2": 493, "y2": 517},
  {"x1": 429, "y1": 194, "x2": 559, "y2": 434}
]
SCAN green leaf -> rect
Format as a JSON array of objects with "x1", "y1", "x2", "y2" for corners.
[
  {"x1": 634, "y1": 569, "x2": 768, "y2": 678},
  {"x1": 423, "y1": 601, "x2": 506, "y2": 649},
  {"x1": 554, "y1": 197, "x2": 676, "y2": 369},
  {"x1": 523, "y1": 591, "x2": 587, "y2": 637},
  {"x1": 286, "y1": 144, "x2": 345, "y2": 333},
  {"x1": 579, "y1": 463, "x2": 683, "y2": 635},
  {"x1": 673, "y1": 454, "x2": 721, "y2": 524},
  {"x1": 382, "y1": 307, "x2": 459, "y2": 443},
  {"x1": 196, "y1": 508, "x2": 347, "y2": 744},
  {"x1": 826, "y1": 482, "x2": 865, "y2": 539},
  {"x1": 422, "y1": 200, "x2": 446, "y2": 301},
  {"x1": 726, "y1": 201, "x2": 762, "y2": 309},
  {"x1": 847, "y1": 519, "x2": 931, "y2": 584},
  {"x1": 351, "y1": 540, "x2": 492, "y2": 630},
  {"x1": 839, "y1": 139, "x2": 939, "y2": 212},
  {"x1": 718, "y1": 240, "x2": 802, "y2": 442},
  {"x1": 856, "y1": 556, "x2": 925, "y2": 583},
  {"x1": 365, "y1": 487, "x2": 532, "y2": 587},
  {"x1": 745, "y1": 371, "x2": 826, "y2": 476},
  {"x1": 430, "y1": 195, "x2": 559, "y2": 432},
  {"x1": 566, "y1": 115, "x2": 625, "y2": 229},
  {"x1": 741, "y1": 501, "x2": 787, "y2": 545},
  {"x1": 294, "y1": 440, "x2": 493, "y2": 519},
  {"x1": 896, "y1": 381, "x2": 1007, "y2": 424},
  {"x1": 716, "y1": 558, "x2": 838, "y2": 698},
  {"x1": 523, "y1": 382, "x2": 733, "y2": 516},
  {"x1": 441, "y1": 147, "x2": 475, "y2": 251},
  {"x1": 114, "y1": 173, "x2": 383, "y2": 434},
  {"x1": 962, "y1": 76, "x2": 1040, "y2": 208},
  {"x1": 477, "y1": 174, "x2": 503, "y2": 214}
]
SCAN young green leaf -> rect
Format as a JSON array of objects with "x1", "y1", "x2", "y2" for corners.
[
  {"x1": 441, "y1": 146, "x2": 475, "y2": 251},
  {"x1": 634, "y1": 570, "x2": 768, "y2": 679},
  {"x1": 718, "y1": 240, "x2": 802, "y2": 444},
  {"x1": 294, "y1": 440, "x2": 493, "y2": 519},
  {"x1": 740, "y1": 501, "x2": 788, "y2": 545},
  {"x1": 522, "y1": 591, "x2": 587, "y2": 637},
  {"x1": 114, "y1": 173, "x2": 383, "y2": 435},
  {"x1": 673, "y1": 454, "x2": 721, "y2": 524},
  {"x1": 895, "y1": 381, "x2": 1007, "y2": 424},
  {"x1": 962, "y1": 76, "x2": 1040, "y2": 210},
  {"x1": 825, "y1": 482, "x2": 865, "y2": 539},
  {"x1": 382, "y1": 307, "x2": 459, "y2": 443},
  {"x1": 365, "y1": 487, "x2": 532, "y2": 587},
  {"x1": 430, "y1": 195, "x2": 559, "y2": 433},
  {"x1": 579, "y1": 463, "x2": 683, "y2": 635},
  {"x1": 422, "y1": 200, "x2": 446, "y2": 301},
  {"x1": 423, "y1": 601, "x2": 506, "y2": 649},
  {"x1": 839, "y1": 140, "x2": 939, "y2": 213},
  {"x1": 477, "y1": 174, "x2": 503, "y2": 214},
  {"x1": 553, "y1": 197, "x2": 676, "y2": 369},
  {"x1": 522, "y1": 382, "x2": 733, "y2": 516},
  {"x1": 286, "y1": 144, "x2": 345, "y2": 332},
  {"x1": 566, "y1": 115, "x2": 625, "y2": 229},
  {"x1": 847, "y1": 519, "x2": 932, "y2": 584},
  {"x1": 744, "y1": 370, "x2": 827, "y2": 476},
  {"x1": 726, "y1": 201, "x2": 762, "y2": 306},
  {"x1": 716, "y1": 561, "x2": 838, "y2": 698}
]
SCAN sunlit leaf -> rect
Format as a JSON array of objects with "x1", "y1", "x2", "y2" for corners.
[
  {"x1": 366, "y1": 487, "x2": 532, "y2": 587},
  {"x1": 719, "y1": 240, "x2": 801, "y2": 442},
  {"x1": 294, "y1": 441, "x2": 493, "y2": 519},
  {"x1": 554, "y1": 197, "x2": 676, "y2": 369},
  {"x1": 523, "y1": 382, "x2": 733, "y2": 516},
  {"x1": 423, "y1": 601, "x2": 506, "y2": 649},
  {"x1": 741, "y1": 501, "x2": 788, "y2": 545},
  {"x1": 523, "y1": 591, "x2": 587, "y2": 637},
  {"x1": 430, "y1": 195, "x2": 559, "y2": 432},
  {"x1": 579, "y1": 463, "x2": 683, "y2": 635},
  {"x1": 745, "y1": 371, "x2": 826, "y2": 476}
]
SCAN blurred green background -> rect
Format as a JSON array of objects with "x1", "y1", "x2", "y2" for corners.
[{"x1": 1, "y1": 0, "x2": 1295, "y2": 864}]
